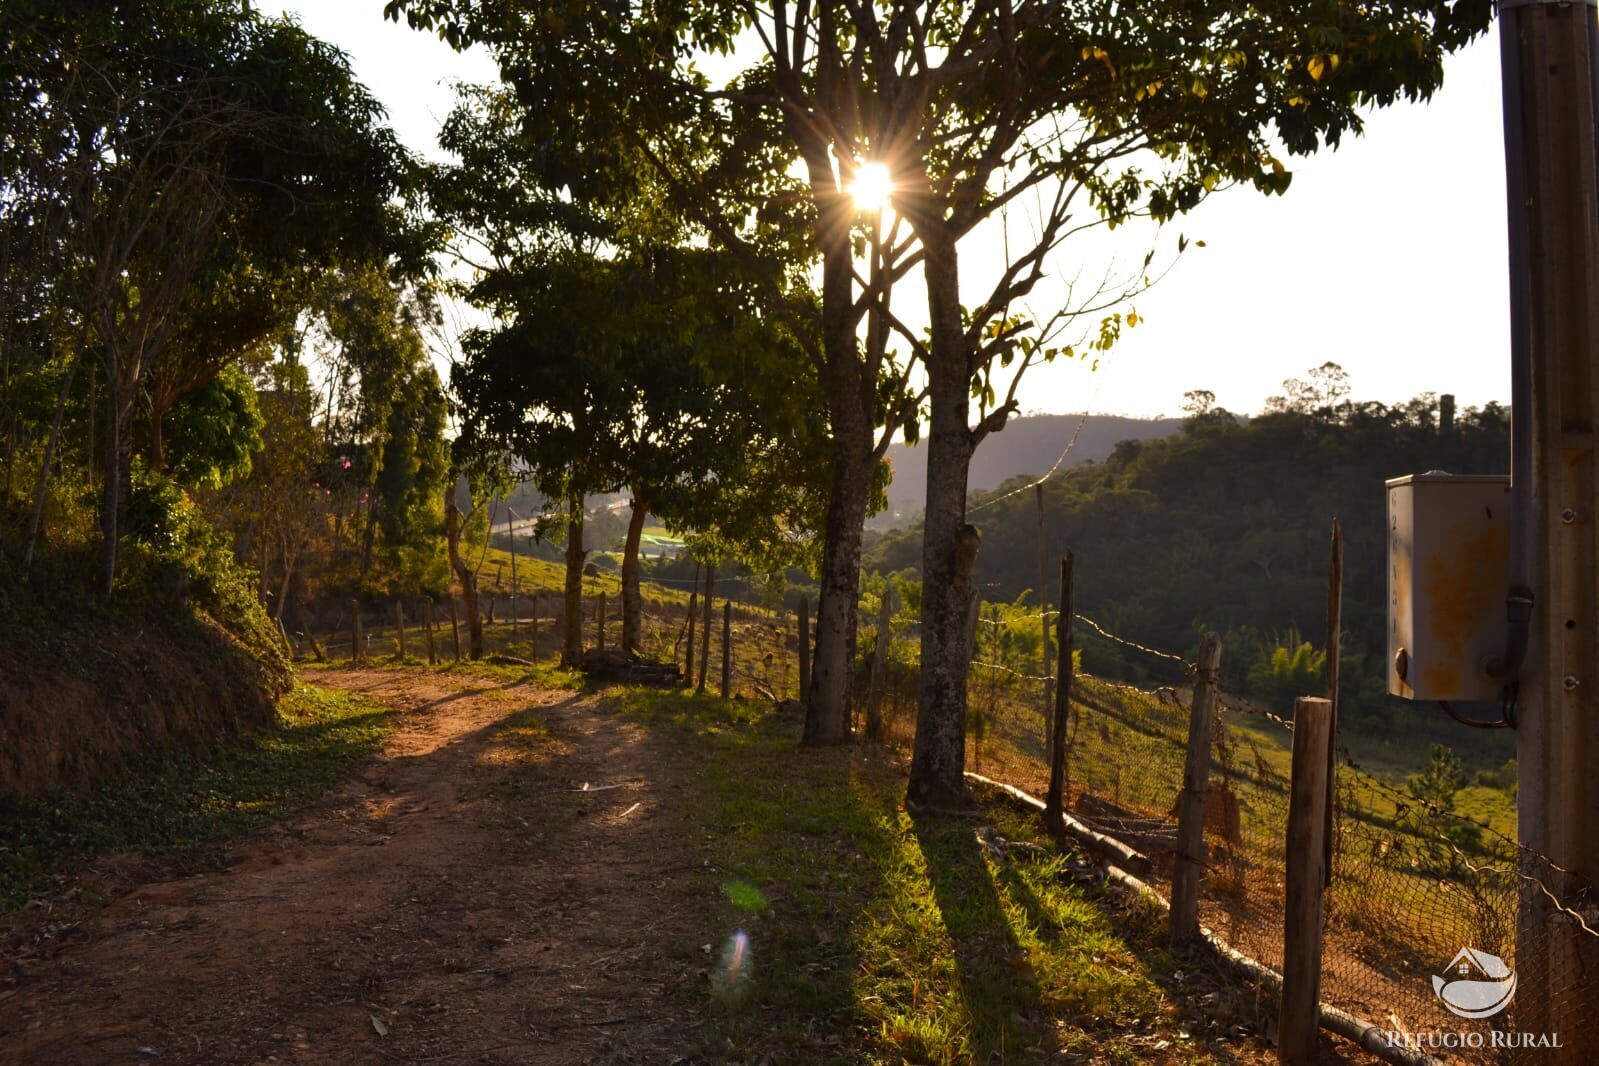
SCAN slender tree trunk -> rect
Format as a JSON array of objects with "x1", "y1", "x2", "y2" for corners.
[
  {"x1": 909, "y1": 231, "x2": 979, "y2": 809},
  {"x1": 99, "y1": 364, "x2": 124, "y2": 597},
  {"x1": 274, "y1": 532, "x2": 300, "y2": 625},
  {"x1": 445, "y1": 483, "x2": 483, "y2": 659},
  {"x1": 696, "y1": 562, "x2": 715, "y2": 693},
  {"x1": 621, "y1": 493, "x2": 648, "y2": 653},
  {"x1": 21, "y1": 351, "x2": 81, "y2": 573},
  {"x1": 562, "y1": 489, "x2": 586, "y2": 667},
  {"x1": 148, "y1": 409, "x2": 165, "y2": 472},
  {"x1": 684, "y1": 575, "x2": 699, "y2": 684},
  {"x1": 359, "y1": 488, "x2": 377, "y2": 578}
]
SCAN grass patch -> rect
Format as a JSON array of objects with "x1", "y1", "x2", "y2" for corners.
[
  {"x1": 610, "y1": 687, "x2": 1236, "y2": 1064},
  {"x1": 0, "y1": 684, "x2": 394, "y2": 909},
  {"x1": 298, "y1": 651, "x2": 586, "y2": 693}
]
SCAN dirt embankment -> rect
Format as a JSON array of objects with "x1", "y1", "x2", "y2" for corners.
[{"x1": 0, "y1": 602, "x2": 290, "y2": 803}]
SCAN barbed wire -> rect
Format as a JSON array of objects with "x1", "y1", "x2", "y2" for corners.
[
  {"x1": 1071, "y1": 612, "x2": 1191, "y2": 666},
  {"x1": 972, "y1": 659, "x2": 1053, "y2": 683},
  {"x1": 966, "y1": 358, "x2": 1115, "y2": 517}
]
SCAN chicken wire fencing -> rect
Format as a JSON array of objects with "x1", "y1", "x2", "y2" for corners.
[{"x1": 955, "y1": 612, "x2": 1599, "y2": 1062}]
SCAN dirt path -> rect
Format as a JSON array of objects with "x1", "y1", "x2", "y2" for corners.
[{"x1": 1, "y1": 670, "x2": 720, "y2": 1064}]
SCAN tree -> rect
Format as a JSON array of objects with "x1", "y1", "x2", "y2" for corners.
[
  {"x1": 451, "y1": 244, "x2": 823, "y2": 661},
  {"x1": 1, "y1": 1, "x2": 425, "y2": 593}
]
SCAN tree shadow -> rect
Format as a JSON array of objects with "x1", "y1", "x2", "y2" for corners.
[{"x1": 908, "y1": 806, "x2": 1053, "y2": 1060}]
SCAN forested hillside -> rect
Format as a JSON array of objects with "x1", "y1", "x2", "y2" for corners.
[
  {"x1": 867, "y1": 387, "x2": 1513, "y2": 762},
  {"x1": 877, "y1": 413, "x2": 1183, "y2": 526}
]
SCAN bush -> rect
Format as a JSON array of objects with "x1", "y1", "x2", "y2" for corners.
[
  {"x1": 1245, "y1": 629, "x2": 1327, "y2": 712},
  {"x1": 123, "y1": 462, "x2": 286, "y2": 668}
]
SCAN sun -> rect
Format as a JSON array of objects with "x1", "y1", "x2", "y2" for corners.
[{"x1": 847, "y1": 161, "x2": 894, "y2": 212}]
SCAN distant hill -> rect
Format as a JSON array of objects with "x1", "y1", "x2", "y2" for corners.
[
  {"x1": 864, "y1": 396, "x2": 1515, "y2": 767},
  {"x1": 876, "y1": 413, "x2": 1184, "y2": 526}
]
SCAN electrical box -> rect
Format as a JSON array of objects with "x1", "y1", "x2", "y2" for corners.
[{"x1": 1387, "y1": 473, "x2": 1511, "y2": 701}]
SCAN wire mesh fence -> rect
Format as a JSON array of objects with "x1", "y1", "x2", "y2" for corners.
[{"x1": 950, "y1": 611, "x2": 1599, "y2": 1060}]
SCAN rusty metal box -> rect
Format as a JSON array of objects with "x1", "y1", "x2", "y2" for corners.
[{"x1": 1387, "y1": 473, "x2": 1511, "y2": 700}]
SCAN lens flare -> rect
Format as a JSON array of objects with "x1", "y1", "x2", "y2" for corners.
[
  {"x1": 848, "y1": 161, "x2": 894, "y2": 212},
  {"x1": 710, "y1": 928, "x2": 753, "y2": 1005}
]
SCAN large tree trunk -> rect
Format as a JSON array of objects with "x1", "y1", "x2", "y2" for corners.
[
  {"x1": 908, "y1": 231, "x2": 979, "y2": 809},
  {"x1": 562, "y1": 490, "x2": 586, "y2": 667},
  {"x1": 803, "y1": 198, "x2": 874, "y2": 746},
  {"x1": 805, "y1": 443, "x2": 872, "y2": 744},
  {"x1": 620, "y1": 493, "x2": 648, "y2": 653},
  {"x1": 445, "y1": 483, "x2": 483, "y2": 659}
]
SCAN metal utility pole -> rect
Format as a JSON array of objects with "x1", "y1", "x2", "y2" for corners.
[{"x1": 1501, "y1": 0, "x2": 1599, "y2": 1053}]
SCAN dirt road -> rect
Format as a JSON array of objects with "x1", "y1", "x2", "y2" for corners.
[{"x1": 2, "y1": 670, "x2": 719, "y2": 1064}]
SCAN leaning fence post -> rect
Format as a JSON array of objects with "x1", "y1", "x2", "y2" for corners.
[
  {"x1": 798, "y1": 597, "x2": 811, "y2": 709},
  {"x1": 1279, "y1": 695, "x2": 1334, "y2": 1066},
  {"x1": 721, "y1": 601, "x2": 732, "y2": 698},
  {"x1": 395, "y1": 602, "x2": 407, "y2": 660},
  {"x1": 597, "y1": 591, "x2": 607, "y2": 651},
  {"x1": 350, "y1": 600, "x2": 364, "y2": 664},
  {"x1": 424, "y1": 598, "x2": 437, "y2": 665},
  {"x1": 1171, "y1": 631, "x2": 1223, "y2": 944},
  {"x1": 1044, "y1": 552, "x2": 1075, "y2": 838},
  {"x1": 448, "y1": 596, "x2": 461, "y2": 661}
]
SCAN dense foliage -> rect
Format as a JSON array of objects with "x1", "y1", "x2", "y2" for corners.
[{"x1": 0, "y1": 2, "x2": 446, "y2": 631}]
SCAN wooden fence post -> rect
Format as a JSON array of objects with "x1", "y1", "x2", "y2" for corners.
[
  {"x1": 308, "y1": 627, "x2": 326, "y2": 663},
  {"x1": 1279, "y1": 695, "x2": 1334, "y2": 1065},
  {"x1": 350, "y1": 600, "x2": 364, "y2": 664},
  {"x1": 1171, "y1": 631, "x2": 1223, "y2": 943},
  {"x1": 1036, "y1": 483, "x2": 1055, "y2": 757},
  {"x1": 529, "y1": 592, "x2": 538, "y2": 654},
  {"x1": 685, "y1": 587, "x2": 698, "y2": 686},
  {"x1": 597, "y1": 591, "x2": 607, "y2": 651},
  {"x1": 1044, "y1": 553, "x2": 1075, "y2": 837},
  {"x1": 721, "y1": 601, "x2": 731, "y2": 698},
  {"x1": 866, "y1": 584, "x2": 895, "y2": 740},
  {"x1": 448, "y1": 596, "x2": 461, "y2": 661},
  {"x1": 798, "y1": 597, "x2": 811, "y2": 709},
  {"x1": 1322, "y1": 519, "x2": 1342, "y2": 887},
  {"x1": 395, "y1": 602, "x2": 407, "y2": 660},
  {"x1": 424, "y1": 598, "x2": 437, "y2": 665}
]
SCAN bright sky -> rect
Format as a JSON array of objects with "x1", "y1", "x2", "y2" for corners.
[{"x1": 265, "y1": 4, "x2": 1511, "y2": 419}]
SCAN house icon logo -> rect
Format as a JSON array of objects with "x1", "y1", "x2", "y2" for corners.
[{"x1": 1433, "y1": 947, "x2": 1517, "y2": 1019}]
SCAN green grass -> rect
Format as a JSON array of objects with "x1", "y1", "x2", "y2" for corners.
[
  {"x1": 612, "y1": 687, "x2": 1236, "y2": 1064},
  {"x1": 0, "y1": 684, "x2": 395, "y2": 909}
]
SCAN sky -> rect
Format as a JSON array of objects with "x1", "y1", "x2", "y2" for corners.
[{"x1": 264, "y1": 3, "x2": 1512, "y2": 420}]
